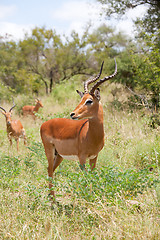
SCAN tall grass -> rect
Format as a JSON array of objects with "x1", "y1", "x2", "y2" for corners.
[{"x1": 0, "y1": 80, "x2": 159, "y2": 239}]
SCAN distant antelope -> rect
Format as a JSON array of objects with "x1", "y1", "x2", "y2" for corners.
[
  {"x1": 22, "y1": 98, "x2": 43, "y2": 118},
  {"x1": 0, "y1": 101, "x2": 27, "y2": 151},
  {"x1": 40, "y1": 59, "x2": 117, "y2": 199}
]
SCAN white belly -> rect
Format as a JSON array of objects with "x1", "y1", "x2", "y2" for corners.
[
  {"x1": 59, "y1": 155, "x2": 97, "y2": 161},
  {"x1": 60, "y1": 155, "x2": 79, "y2": 161}
]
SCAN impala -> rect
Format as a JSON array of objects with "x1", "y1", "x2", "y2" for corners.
[
  {"x1": 0, "y1": 101, "x2": 27, "y2": 151},
  {"x1": 22, "y1": 98, "x2": 43, "y2": 118},
  {"x1": 40, "y1": 59, "x2": 117, "y2": 198}
]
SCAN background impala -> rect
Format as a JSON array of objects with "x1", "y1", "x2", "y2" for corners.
[
  {"x1": 40, "y1": 59, "x2": 117, "y2": 199},
  {"x1": 22, "y1": 98, "x2": 43, "y2": 119},
  {"x1": 0, "y1": 100, "x2": 27, "y2": 151}
]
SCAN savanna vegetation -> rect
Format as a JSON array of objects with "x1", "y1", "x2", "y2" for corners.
[{"x1": 0, "y1": 0, "x2": 160, "y2": 239}]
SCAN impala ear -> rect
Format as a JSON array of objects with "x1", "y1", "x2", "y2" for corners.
[
  {"x1": 94, "y1": 88, "x2": 101, "y2": 101},
  {"x1": 76, "y1": 90, "x2": 84, "y2": 98}
]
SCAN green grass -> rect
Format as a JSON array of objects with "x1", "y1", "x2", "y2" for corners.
[{"x1": 0, "y1": 81, "x2": 159, "y2": 239}]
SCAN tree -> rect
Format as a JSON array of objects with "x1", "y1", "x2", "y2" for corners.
[
  {"x1": 0, "y1": 38, "x2": 18, "y2": 89},
  {"x1": 0, "y1": 25, "x2": 130, "y2": 96},
  {"x1": 0, "y1": 34, "x2": 46, "y2": 96},
  {"x1": 19, "y1": 27, "x2": 63, "y2": 94},
  {"x1": 97, "y1": 0, "x2": 160, "y2": 110},
  {"x1": 130, "y1": 30, "x2": 160, "y2": 110},
  {"x1": 54, "y1": 30, "x2": 90, "y2": 82},
  {"x1": 19, "y1": 27, "x2": 92, "y2": 94},
  {"x1": 97, "y1": 0, "x2": 160, "y2": 34}
]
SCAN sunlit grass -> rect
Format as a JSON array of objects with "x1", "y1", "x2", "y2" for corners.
[{"x1": 0, "y1": 81, "x2": 159, "y2": 239}]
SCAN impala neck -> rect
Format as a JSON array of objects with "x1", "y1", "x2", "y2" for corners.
[
  {"x1": 88, "y1": 102, "x2": 104, "y2": 137},
  {"x1": 34, "y1": 103, "x2": 40, "y2": 112},
  {"x1": 6, "y1": 121, "x2": 13, "y2": 131}
]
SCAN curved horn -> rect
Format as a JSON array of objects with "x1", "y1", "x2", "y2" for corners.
[
  {"x1": 90, "y1": 58, "x2": 117, "y2": 95},
  {"x1": 9, "y1": 98, "x2": 16, "y2": 112},
  {"x1": 0, "y1": 106, "x2": 6, "y2": 113},
  {"x1": 84, "y1": 61, "x2": 104, "y2": 93}
]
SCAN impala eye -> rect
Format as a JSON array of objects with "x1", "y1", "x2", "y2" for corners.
[{"x1": 85, "y1": 99, "x2": 93, "y2": 105}]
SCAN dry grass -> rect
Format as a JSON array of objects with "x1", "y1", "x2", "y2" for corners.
[{"x1": 0, "y1": 81, "x2": 159, "y2": 239}]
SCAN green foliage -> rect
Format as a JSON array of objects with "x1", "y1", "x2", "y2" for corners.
[
  {"x1": 18, "y1": 141, "x2": 158, "y2": 204},
  {"x1": 0, "y1": 82, "x2": 15, "y2": 101},
  {"x1": 14, "y1": 95, "x2": 36, "y2": 115},
  {"x1": 149, "y1": 113, "x2": 160, "y2": 128},
  {"x1": 97, "y1": 0, "x2": 160, "y2": 34},
  {"x1": 0, "y1": 26, "x2": 160, "y2": 236},
  {"x1": 13, "y1": 70, "x2": 41, "y2": 94},
  {"x1": 0, "y1": 155, "x2": 21, "y2": 190},
  {"x1": 56, "y1": 165, "x2": 158, "y2": 203},
  {"x1": 0, "y1": 92, "x2": 159, "y2": 239},
  {"x1": 95, "y1": 0, "x2": 160, "y2": 110},
  {"x1": 129, "y1": 31, "x2": 160, "y2": 108},
  {"x1": 0, "y1": 140, "x2": 158, "y2": 207},
  {"x1": 51, "y1": 77, "x2": 79, "y2": 103},
  {"x1": 0, "y1": 24, "x2": 129, "y2": 96}
]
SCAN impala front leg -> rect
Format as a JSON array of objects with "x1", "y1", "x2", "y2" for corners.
[
  {"x1": 8, "y1": 134, "x2": 12, "y2": 147},
  {"x1": 16, "y1": 138, "x2": 19, "y2": 152},
  {"x1": 89, "y1": 156, "x2": 97, "y2": 171},
  {"x1": 24, "y1": 136, "x2": 27, "y2": 146},
  {"x1": 79, "y1": 156, "x2": 87, "y2": 171}
]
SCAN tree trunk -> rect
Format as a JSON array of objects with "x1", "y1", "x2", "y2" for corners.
[
  {"x1": 41, "y1": 77, "x2": 49, "y2": 94},
  {"x1": 49, "y1": 68, "x2": 54, "y2": 93}
]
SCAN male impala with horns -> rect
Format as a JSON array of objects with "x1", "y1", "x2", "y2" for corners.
[{"x1": 40, "y1": 59, "x2": 117, "y2": 199}]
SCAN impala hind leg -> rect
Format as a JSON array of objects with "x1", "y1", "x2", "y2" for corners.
[
  {"x1": 43, "y1": 143, "x2": 55, "y2": 198},
  {"x1": 48, "y1": 149, "x2": 63, "y2": 201},
  {"x1": 22, "y1": 128, "x2": 27, "y2": 146},
  {"x1": 53, "y1": 152, "x2": 63, "y2": 172}
]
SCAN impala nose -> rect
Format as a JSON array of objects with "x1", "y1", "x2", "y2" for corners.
[{"x1": 70, "y1": 112, "x2": 75, "y2": 119}]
